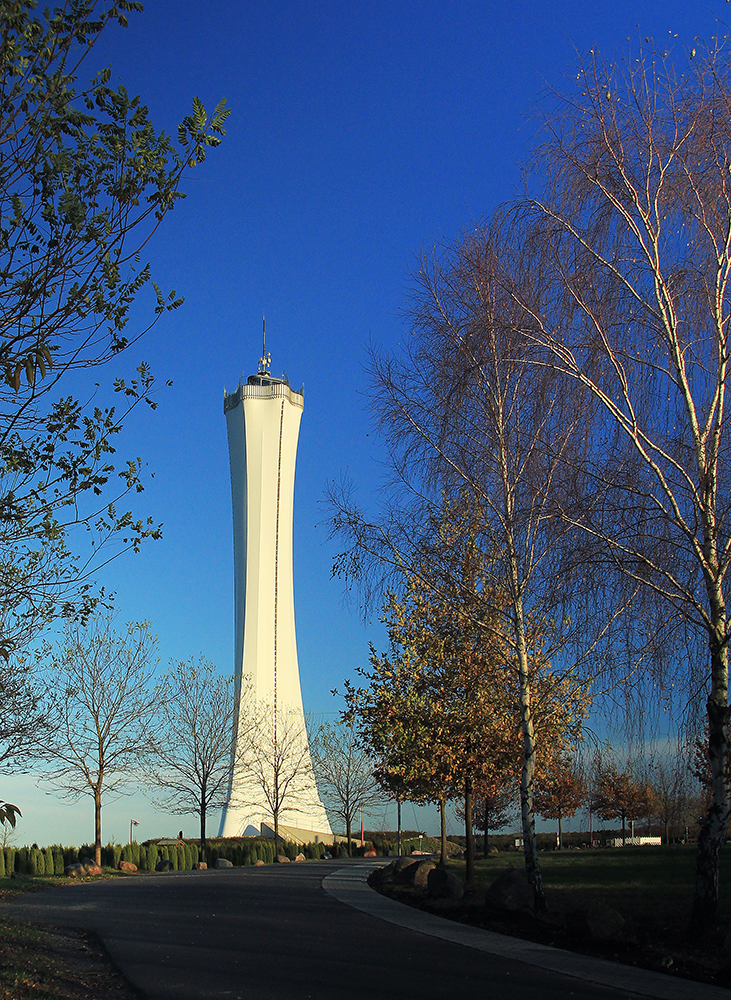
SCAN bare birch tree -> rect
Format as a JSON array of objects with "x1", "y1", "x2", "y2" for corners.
[
  {"x1": 143, "y1": 657, "x2": 235, "y2": 865},
  {"x1": 330, "y1": 234, "x2": 608, "y2": 911},
  {"x1": 39, "y1": 612, "x2": 158, "y2": 866},
  {"x1": 235, "y1": 703, "x2": 317, "y2": 855},
  {"x1": 507, "y1": 39, "x2": 731, "y2": 927},
  {"x1": 311, "y1": 720, "x2": 382, "y2": 854}
]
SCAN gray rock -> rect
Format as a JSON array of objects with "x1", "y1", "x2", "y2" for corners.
[
  {"x1": 427, "y1": 866, "x2": 464, "y2": 900},
  {"x1": 80, "y1": 857, "x2": 103, "y2": 875},
  {"x1": 392, "y1": 856, "x2": 419, "y2": 875},
  {"x1": 586, "y1": 905, "x2": 625, "y2": 941},
  {"x1": 293, "y1": 853, "x2": 306, "y2": 863},
  {"x1": 487, "y1": 846, "x2": 499, "y2": 857},
  {"x1": 155, "y1": 858, "x2": 174, "y2": 872},
  {"x1": 275, "y1": 854, "x2": 290, "y2": 863},
  {"x1": 117, "y1": 861, "x2": 137, "y2": 873},
  {"x1": 253, "y1": 859, "x2": 266, "y2": 866},
  {"x1": 64, "y1": 863, "x2": 85, "y2": 878},
  {"x1": 214, "y1": 857, "x2": 233, "y2": 868},
  {"x1": 485, "y1": 866, "x2": 534, "y2": 915},
  {"x1": 192, "y1": 861, "x2": 208, "y2": 870},
  {"x1": 412, "y1": 860, "x2": 436, "y2": 887}
]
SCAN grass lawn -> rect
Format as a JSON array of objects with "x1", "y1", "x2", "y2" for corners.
[
  {"x1": 0, "y1": 872, "x2": 139, "y2": 999},
  {"x1": 374, "y1": 845, "x2": 731, "y2": 986}
]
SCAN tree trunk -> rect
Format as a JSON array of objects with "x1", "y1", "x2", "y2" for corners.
[
  {"x1": 274, "y1": 810, "x2": 280, "y2": 858},
  {"x1": 484, "y1": 804, "x2": 489, "y2": 857},
  {"x1": 621, "y1": 812, "x2": 626, "y2": 845},
  {"x1": 558, "y1": 813, "x2": 562, "y2": 850},
  {"x1": 199, "y1": 791, "x2": 207, "y2": 864},
  {"x1": 440, "y1": 797, "x2": 447, "y2": 865},
  {"x1": 692, "y1": 620, "x2": 731, "y2": 930},
  {"x1": 94, "y1": 787, "x2": 102, "y2": 867},
  {"x1": 397, "y1": 797, "x2": 402, "y2": 855},
  {"x1": 464, "y1": 777, "x2": 475, "y2": 884},
  {"x1": 346, "y1": 817, "x2": 352, "y2": 857},
  {"x1": 514, "y1": 596, "x2": 547, "y2": 914}
]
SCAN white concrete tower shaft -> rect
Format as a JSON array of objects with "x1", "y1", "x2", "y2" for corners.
[{"x1": 218, "y1": 359, "x2": 331, "y2": 839}]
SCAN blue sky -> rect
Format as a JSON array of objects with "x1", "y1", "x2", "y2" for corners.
[{"x1": 9, "y1": 0, "x2": 722, "y2": 847}]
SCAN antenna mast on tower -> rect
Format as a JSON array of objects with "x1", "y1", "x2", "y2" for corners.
[{"x1": 258, "y1": 317, "x2": 271, "y2": 375}]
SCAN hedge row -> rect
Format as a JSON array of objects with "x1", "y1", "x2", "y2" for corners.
[{"x1": 1, "y1": 837, "x2": 329, "y2": 875}]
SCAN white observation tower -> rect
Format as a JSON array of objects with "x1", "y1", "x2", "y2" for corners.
[{"x1": 218, "y1": 328, "x2": 331, "y2": 841}]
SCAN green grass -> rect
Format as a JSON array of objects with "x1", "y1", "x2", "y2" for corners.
[{"x1": 378, "y1": 845, "x2": 731, "y2": 985}]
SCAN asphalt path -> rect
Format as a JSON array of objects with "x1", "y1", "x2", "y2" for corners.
[{"x1": 3, "y1": 860, "x2": 712, "y2": 1000}]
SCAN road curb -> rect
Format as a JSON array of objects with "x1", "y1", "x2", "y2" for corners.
[{"x1": 322, "y1": 862, "x2": 728, "y2": 1000}]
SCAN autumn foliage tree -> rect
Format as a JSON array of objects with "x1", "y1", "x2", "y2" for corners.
[
  {"x1": 534, "y1": 753, "x2": 586, "y2": 849},
  {"x1": 591, "y1": 761, "x2": 653, "y2": 844}
]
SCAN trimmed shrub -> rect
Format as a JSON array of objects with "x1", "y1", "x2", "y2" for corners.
[
  {"x1": 53, "y1": 848, "x2": 64, "y2": 875},
  {"x1": 43, "y1": 848, "x2": 54, "y2": 875},
  {"x1": 29, "y1": 848, "x2": 43, "y2": 875},
  {"x1": 15, "y1": 847, "x2": 28, "y2": 874}
]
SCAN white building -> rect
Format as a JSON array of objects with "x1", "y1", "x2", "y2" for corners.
[{"x1": 218, "y1": 344, "x2": 331, "y2": 843}]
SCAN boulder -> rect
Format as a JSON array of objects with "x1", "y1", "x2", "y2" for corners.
[
  {"x1": 254, "y1": 859, "x2": 266, "y2": 866},
  {"x1": 275, "y1": 855, "x2": 290, "y2": 864},
  {"x1": 155, "y1": 858, "x2": 174, "y2": 872},
  {"x1": 371, "y1": 861, "x2": 396, "y2": 882},
  {"x1": 487, "y1": 847, "x2": 499, "y2": 857},
  {"x1": 117, "y1": 861, "x2": 137, "y2": 873},
  {"x1": 192, "y1": 862, "x2": 208, "y2": 870},
  {"x1": 485, "y1": 866, "x2": 534, "y2": 915},
  {"x1": 412, "y1": 860, "x2": 437, "y2": 887},
  {"x1": 214, "y1": 858, "x2": 233, "y2": 869},
  {"x1": 364, "y1": 849, "x2": 377, "y2": 858},
  {"x1": 321, "y1": 852, "x2": 332, "y2": 860},
  {"x1": 586, "y1": 905, "x2": 625, "y2": 941},
  {"x1": 395, "y1": 857, "x2": 434, "y2": 886},
  {"x1": 80, "y1": 858, "x2": 103, "y2": 875},
  {"x1": 64, "y1": 863, "x2": 86, "y2": 878},
  {"x1": 392, "y1": 856, "x2": 419, "y2": 875},
  {"x1": 427, "y1": 866, "x2": 464, "y2": 900},
  {"x1": 293, "y1": 853, "x2": 306, "y2": 863}
]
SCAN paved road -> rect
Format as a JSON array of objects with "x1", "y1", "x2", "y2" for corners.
[{"x1": 2, "y1": 861, "x2": 712, "y2": 1000}]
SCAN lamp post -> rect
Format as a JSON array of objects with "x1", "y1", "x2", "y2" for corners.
[{"x1": 130, "y1": 819, "x2": 139, "y2": 844}]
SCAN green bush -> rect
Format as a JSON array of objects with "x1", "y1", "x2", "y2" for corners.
[
  {"x1": 53, "y1": 847, "x2": 64, "y2": 875},
  {"x1": 43, "y1": 848, "x2": 54, "y2": 875}
]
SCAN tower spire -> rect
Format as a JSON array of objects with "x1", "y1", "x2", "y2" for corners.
[{"x1": 258, "y1": 317, "x2": 271, "y2": 375}]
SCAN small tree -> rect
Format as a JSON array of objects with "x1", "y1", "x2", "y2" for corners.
[
  {"x1": 143, "y1": 657, "x2": 235, "y2": 865},
  {"x1": 591, "y1": 760, "x2": 653, "y2": 844},
  {"x1": 235, "y1": 703, "x2": 317, "y2": 856},
  {"x1": 534, "y1": 754, "x2": 586, "y2": 849},
  {"x1": 473, "y1": 776, "x2": 514, "y2": 854},
  {"x1": 40, "y1": 611, "x2": 158, "y2": 866},
  {"x1": 312, "y1": 720, "x2": 382, "y2": 855}
]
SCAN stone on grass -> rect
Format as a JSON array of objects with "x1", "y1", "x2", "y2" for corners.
[
  {"x1": 395, "y1": 858, "x2": 434, "y2": 886},
  {"x1": 412, "y1": 860, "x2": 436, "y2": 887},
  {"x1": 364, "y1": 849, "x2": 377, "y2": 858},
  {"x1": 117, "y1": 861, "x2": 137, "y2": 873},
  {"x1": 275, "y1": 855, "x2": 290, "y2": 864},
  {"x1": 254, "y1": 859, "x2": 265, "y2": 866},
  {"x1": 192, "y1": 861, "x2": 208, "y2": 870},
  {"x1": 214, "y1": 858, "x2": 233, "y2": 869},
  {"x1": 155, "y1": 858, "x2": 174, "y2": 872},
  {"x1": 487, "y1": 847, "x2": 499, "y2": 857},
  {"x1": 80, "y1": 858, "x2": 103, "y2": 875},
  {"x1": 392, "y1": 856, "x2": 419, "y2": 875},
  {"x1": 427, "y1": 866, "x2": 464, "y2": 900},
  {"x1": 293, "y1": 853, "x2": 306, "y2": 863},
  {"x1": 64, "y1": 863, "x2": 85, "y2": 878},
  {"x1": 586, "y1": 905, "x2": 625, "y2": 941},
  {"x1": 485, "y1": 866, "x2": 534, "y2": 915}
]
